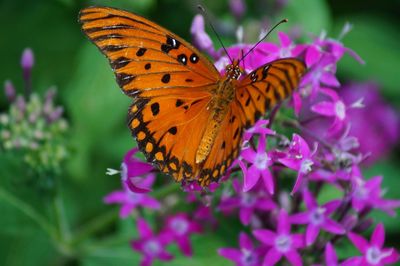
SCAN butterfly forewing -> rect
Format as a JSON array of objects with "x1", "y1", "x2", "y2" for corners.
[{"x1": 79, "y1": 6, "x2": 220, "y2": 98}]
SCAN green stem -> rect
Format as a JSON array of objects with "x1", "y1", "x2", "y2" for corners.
[
  {"x1": 0, "y1": 187, "x2": 58, "y2": 240},
  {"x1": 53, "y1": 192, "x2": 71, "y2": 243},
  {"x1": 71, "y1": 208, "x2": 118, "y2": 245}
]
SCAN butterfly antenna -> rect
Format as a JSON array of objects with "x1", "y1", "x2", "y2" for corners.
[
  {"x1": 240, "y1": 18, "x2": 288, "y2": 63},
  {"x1": 197, "y1": 5, "x2": 233, "y2": 64}
]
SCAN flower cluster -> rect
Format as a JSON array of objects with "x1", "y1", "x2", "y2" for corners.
[
  {"x1": 104, "y1": 1, "x2": 400, "y2": 265},
  {"x1": 104, "y1": 148, "x2": 203, "y2": 266},
  {"x1": 1, "y1": 48, "x2": 68, "y2": 180}
]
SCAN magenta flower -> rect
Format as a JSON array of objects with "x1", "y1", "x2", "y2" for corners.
[
  {"x1": 311, "y1": 88, "x2": 363, "y2": 135},
  {"x1": 163, "y1": 213, "x2": 202, "y2": 256},
  {"x1": 219, "y1": 232, "x2": 263, "y2": 266},
  {"x1": 239, "y1": 134, "x2": 275, "y2": 194},
  {"x1": 351, "y1": 175, "x2": 400, "y2": 216},
  {"x1": 219, "y1": 179, "x2": 276, "y2": 225},
  {"x1": 339, "y1": 81, "x2": 400, "y2": 164},
  {"x1": 103, "y1": 173, "x2": 160, "y2": 218},
  {"x1": 304, "y1": 25, "x2": 364, "y2": 66},
  {"x1": 253, "y1": 209, "x2": 304, "y2": 266},
  {"x1": 4, "y1": 80, "x2": 16, "y2": 102},
  {"x1": 21, "y1": 47, "x2": 34, "y2": 70},
  {"x1": 300, "y1": 55, "x2": 339, "y2": 98},
  {"x1": 279, "y1": 134, "x2": 316, "y2": 194},
  {"x1": 190, "y1": 14, "x2": 218, "y2": 59},
  {"x1": 256, "y1": 31, "x2": 305, "y2": 63},
  {"x1": 290, "y1": 190, "x2": 345, "y2": 246},
  {"x1": 346, "y1": 223, "x2": 399, "y2": 266},
  {"x1": 131, "y1": 218, "x2": 173, "y2": 266},
  {"x1": 324, "y1": 242, "x2": 340, "y2": 266},
  {"x1": 243, "y1": 119, "x2": 274, "y2": 142},
  {"x1": 118, "y1": 148, "x2": 154, "y2": 193},
  {"x1": 229, "y1": 0, "x2": 246, "y2": 21}
]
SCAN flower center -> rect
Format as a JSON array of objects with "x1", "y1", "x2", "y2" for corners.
[
  {"x1": 353, "y1": 184, "x2": 368, "y2": 200},
  {"x1": 240, "y1": 248, "x2": 258, "y2": 266},
  {"x1": 120, "y1": 162, "x2": 128, "y2": 181},
  {"x1": 300, "y1": 159, "x2": 314, "y2": 174},
  {"x1": 241, "y1": 193, "x2": 257, "y2": 207},
  {"x1": 254, "y1": 153, "x2": 269, "y2": 170},
  {"x1": 143, "y1": 239, "x2": 161, "y2": 256},
  {"x1": 309, "y1": 207, "x2": 326, "y2": 225},
  {"x1": 335, "y1": 101, "x2": 346, "y2": 120},
  {"x1": 275, "y1": 234, "x2": 292, "y2": 253},
  {"x1": 170, "y1": 217, "x2": 189, "y2": 236},
  {"x1": 127, "y1": 190, "x2": 142, "y2": 203},
  {"x1": 365, "y1": 246, "x2": 392, "y2": 265}
]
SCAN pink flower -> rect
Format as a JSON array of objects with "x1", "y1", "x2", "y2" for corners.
[
  {"x1": 350, "y1": 175, "x2": 400, "y2": 216},
  {"x1": 253, "y1": 209, "x2": 304, "y2": 266},
  {"x1": 346, "y1": 223, "x2": 399, "y2": 266},
  {"x1": 239, "y1": 134, "x2": 275, "y2": 194},
  {"x1": 103, "y1": 173, "x2": 160, "y2": 218},
  {"x1": 218, "y1": 179, "x2": 276, "y2": 225},
  {"x1": 219, "y1": 232, "x2": 263, "y2": 266},
  {"x1": 163, "y1": 213, "x2": 202, "y2": 256},
  {"x1": 290, "y1": 190, "x2": 345, "y2": 246},
  {"x1": 311, "y1": 88, "x2": 363, "y2": 135},
  {"x1": 131, "y1": 218, "x2": 174, "y2": 266},
  {"x1": 279, "y1": 134, "x2": 316, "y2": 193}
]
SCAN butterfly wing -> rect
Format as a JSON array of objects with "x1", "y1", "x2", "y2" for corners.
[
  {"x1": 235, "y1": 58, "x2": 306, "y2": 127},
  {"x1": 196, "y1": 58, "x2": 306, "y2": 186},
  {"x1": 79, "y1": 6, "x2": 220, "y2": 98},
  {"x1": 79, "y1": 6, "x2": 224, "y2": 183}
]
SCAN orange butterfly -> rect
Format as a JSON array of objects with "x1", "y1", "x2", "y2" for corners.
[{"x1": 79, "y1": 6, "x2": 306, "y2": 187}]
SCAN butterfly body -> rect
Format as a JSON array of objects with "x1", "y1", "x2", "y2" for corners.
[{"x1": 79, "y1": 6, "x2": 306, "y2": 187}]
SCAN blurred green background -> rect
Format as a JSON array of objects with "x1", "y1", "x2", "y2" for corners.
[{"x1": 0, "y1": 0, "x2": 399, "y2": 265}]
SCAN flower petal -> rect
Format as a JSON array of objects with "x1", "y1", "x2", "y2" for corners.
[
  {"x1": 119, "y1": 203, "x2": 135, "y2": 218},
  {"x1": 371, "y1": 223, "x2": 385, "y2": 248},
  {"x1": 325, "y1": 242, "x2": 338, "y2": 266},
  {"x1": 277, "y1": 209, "x2": 290, "y2": 234},
  {"x1": 322, "y1": 219, "x2": 345, "y2": 235},
  {"x1": 218, "y1": 248, "x2": 242, "y2": 263},
  {"x1": 177, "y1": 236, "x2": 192, "y2": 256},
  {"x1": 261, "y1": 168, "x2": 275, "y2": 195},
  {"x1": 263, "y1": 248, "x2": 282, "y2": 266},
  {"x1": 239, "y1": 232, "x2": 253, "y2": 250},
  {"x1": 348, "y1": 232, "x2": 368, "y2": 253},
  {"x1": 253, "y1": 229, "x2": 276, "y2": 246},
  {"x1": 311, "y1": 101, "x2": 336, "y2": 117},
  {"x1": 289, "y1": 212, "x2": 309, "y2": 224},
  {"x1": 285, "y1": 250, "x2": 303, "y2": 266},
  {"x1": 239, "y1": 207, "x2": 253, "y2": 225},
  {"x1": 243, "y1": 165, "x2": 261, "y2": 192},
  {"x1": 305, "y1": 225, "x2": 320, "y2": 246},
  {"x1": 137, "y1": 218, "x2": 153, "y2": 238}
]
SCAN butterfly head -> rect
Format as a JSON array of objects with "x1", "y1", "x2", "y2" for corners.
[{"x1": 225, "y1": 59, "x2": 243, "y2": 80}]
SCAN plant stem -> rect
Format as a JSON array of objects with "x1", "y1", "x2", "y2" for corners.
[
  {"x1": 0, "y1": 187, "x2": 57, "y2": 239},
  {"x1": 71, "y1": 208, "x2": 118, "y2": 245}
]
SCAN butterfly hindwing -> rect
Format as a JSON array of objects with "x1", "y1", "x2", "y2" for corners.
[
  {"x1": 79, "y1": 6, "x2": 220, "y2": 98},
  {"x1": 128, "y1": 94, "x2": 213, "y2": 182}
]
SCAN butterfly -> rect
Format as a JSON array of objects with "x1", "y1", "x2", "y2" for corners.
[{"x1": 79, "y1": 6, "x2": 306, "y2": 187}]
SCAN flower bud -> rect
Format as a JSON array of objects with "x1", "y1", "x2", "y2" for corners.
[{"x1": 4, "y1": 80, "x2": 16, "y2": 102}]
